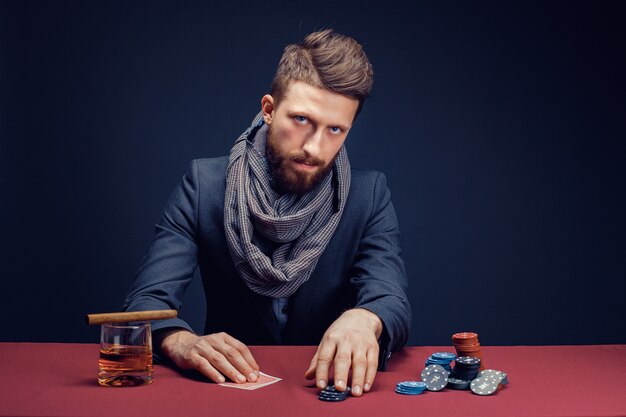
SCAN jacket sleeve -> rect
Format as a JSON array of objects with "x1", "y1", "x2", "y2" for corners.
[
  {"x1": 350, "y1": 172, "x2": 411, "y2": 364},
  {"x1": 122, "y1": 160, "x2": 200, "y2": 335}
]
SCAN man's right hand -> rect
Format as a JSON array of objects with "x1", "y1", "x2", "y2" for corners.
[{"x1": 159, "y1": 329, "x2": 260, "y2": 384}]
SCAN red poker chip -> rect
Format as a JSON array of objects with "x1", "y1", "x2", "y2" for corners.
[{"x1": 452, "y1": 332, "x2": 478, "y2": 340}]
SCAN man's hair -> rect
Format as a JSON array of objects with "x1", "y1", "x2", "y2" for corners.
[{"x1": 271, "y1": 29, "x2": 374, "y2": 117}]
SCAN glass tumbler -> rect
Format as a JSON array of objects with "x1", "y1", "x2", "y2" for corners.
[{"x1": 98, "y1": 322, "x2": 153, "y2": 387}]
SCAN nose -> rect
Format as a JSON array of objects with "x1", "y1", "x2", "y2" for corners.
[{"x1": 302, "y1": 127, "x2": 323, "y2": 158}]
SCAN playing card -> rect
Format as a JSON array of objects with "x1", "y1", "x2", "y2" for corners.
[{"x1": 218, "y1": 372, "x2": 282, "y2": 390}]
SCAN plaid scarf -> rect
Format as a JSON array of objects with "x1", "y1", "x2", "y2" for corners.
[{"x1": 224, "y1": 113, "x2": 351, "y2": 298}]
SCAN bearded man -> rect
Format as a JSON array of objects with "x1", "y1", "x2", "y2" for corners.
[{"x1": 123, "y1": 29, "x2": 411, "y2": 397}]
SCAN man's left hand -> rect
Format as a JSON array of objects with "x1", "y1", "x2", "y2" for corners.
[{"x1": 304, "y1": 308, "x2": 383, "y2": 397}]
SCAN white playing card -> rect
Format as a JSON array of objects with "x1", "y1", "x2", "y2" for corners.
[{"x1": 218, "y1": 372, "x2": 282, "y2": 390}]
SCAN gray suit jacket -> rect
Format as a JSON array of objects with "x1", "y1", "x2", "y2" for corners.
[{"x1": 123, "y1": 157, "x2": 411, "y2": 364}]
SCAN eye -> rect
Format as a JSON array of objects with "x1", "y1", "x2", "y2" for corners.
[
  {"x1": 329, "y1": 126, "x2": 342, "y2": 135},
  {"x1": 294, "y1": 115, "x2": 307, "y2": 124}
]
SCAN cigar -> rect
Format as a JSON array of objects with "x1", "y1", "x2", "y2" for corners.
[{"x1": 86, "y1": 309, "x2": 178, "y2": 325}]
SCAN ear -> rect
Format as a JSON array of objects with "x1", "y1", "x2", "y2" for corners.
[{"x1": 261, "y1": 94, "x2": 275, "y2": 124}]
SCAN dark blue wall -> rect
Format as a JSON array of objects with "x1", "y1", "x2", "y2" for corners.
[{"x1": 1, "y1": 1, "x2": 624, "y2": 346}]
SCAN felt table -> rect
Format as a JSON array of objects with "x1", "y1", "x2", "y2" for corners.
[{"x1": 1, "y1": 343, "x2": 624, "y2": 417}]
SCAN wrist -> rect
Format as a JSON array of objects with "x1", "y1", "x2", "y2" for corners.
[{"x1": 157, "y1": 328, "x2": 195, "y2": 355}]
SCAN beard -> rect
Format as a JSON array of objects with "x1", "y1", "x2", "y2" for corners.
[{"x1": 265, "y1": 127, "x2": 337, "y2": 195}]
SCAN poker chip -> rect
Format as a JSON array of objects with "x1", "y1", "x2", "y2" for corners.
[
  {"x1": 396, "y1": 381, "x2": 427, "y2": 394},
  {"x1": 420, "y1": 366, "x2": 448, "y2": 391},
  {"x1": 447, "y1": 378, "x2": 471, "y2": 390},
  {"x1": 396, "y1": 388, "x2": 425, "y2": 395},
  {"x1": 432, "y1": 352, "x2": 457, "y2": 361},
  {"x1": 318, "y1": 385, "x2": 350, "y2": 402},
  {"x1": 452, "y1": 332, "x2": 478, "y2": 341},
  {"x1": 318, "y1": 395, "x2": 347, "y2": 401},
  {"x1": 457, "y1": 356, "x2": 479, "y2": 364},
  {"x1": 395, "y1": 386, "x2": 426, "y2": 395},
  {"x1": 477, "y1": 369, "x2": 508, "y2": 385},
  {"x1": 397, "y1": 381, "x2": 427, "y2": 390},
  {"x1": 420, "y1": 364, "x2": 447, "y2": 380},
  {"x1": 470, "y1": 376, "x2": 499, "y2": 396},
  {"x1": 318, "y1": 391, "x2": 347, "y2": 398},
  {"x1": 425, "y1": 352, "x2": 457, "y2": 373}
]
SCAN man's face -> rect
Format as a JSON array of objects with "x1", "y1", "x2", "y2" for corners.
[{"x1": 262, "y1": 81, "x2": 359, "y2": 194}]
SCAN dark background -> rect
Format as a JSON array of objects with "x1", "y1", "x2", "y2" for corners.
[{"x1": 1, "y1": 1, "x2": 624, "y2": 346}]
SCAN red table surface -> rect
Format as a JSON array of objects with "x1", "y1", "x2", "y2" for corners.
[{"x1": 0, "y1": 343, "x2": 625, "y2": 417}]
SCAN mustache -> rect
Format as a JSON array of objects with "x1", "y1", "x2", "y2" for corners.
[{"x1": 289, "y1": 153, "x2": 324, "y2": 167}]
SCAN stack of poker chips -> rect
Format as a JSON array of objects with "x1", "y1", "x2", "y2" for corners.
[
  {"x1": 318, "y1": 385, "x2": 350, "y2": 402},
  {"x1": 424, "y1": 352, "x2": 457, "y2": 374},
  {"x1": 449, "y1": 356, "x2": 481, "y2": 382},
  {"x1": 452, "y1": 332, "x2": 484, "y2": 370},
  {"x1": 395, "y1": 381, "x2": 427, "y2": 395},
  {"x1": 419, "y1": 365, "x2": 449, "y2": 391}
]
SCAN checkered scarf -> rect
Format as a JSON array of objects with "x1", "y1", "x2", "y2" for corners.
[{"x1": 224, "y1": 113, "x2": 351, "y2": 298}]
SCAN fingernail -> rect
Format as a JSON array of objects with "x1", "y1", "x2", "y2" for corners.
[
  {"x1": 318, "y1": 379, "x2": 326, "y2": 389},
  {"x1": 336, "y1": 379, "x2": 345, "y2": 389},
  {"x1": 217, "y1": 375, "x2": 226, "y2": 383},
  {"x1": 364, "y1": 383, "x2": 370, "y2": 391},
  {"x1": 248, "y1": 372, "x2": 258, "y2": 381},
  {"x1": 237, "y1": 374, "x2": 246, "y2": 383},
  {"x1": 353, "y1": 385, "x2": 362, "y2": 395}
]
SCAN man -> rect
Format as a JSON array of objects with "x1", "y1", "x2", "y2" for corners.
[{"x1": 123, "y1": 29, "x2": 411, "y2": 397}]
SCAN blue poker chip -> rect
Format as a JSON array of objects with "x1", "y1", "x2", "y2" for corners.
[
  {"x1": 396, "y1": 385, "x2": 426, "y2": 393},
  {"x1": 425, "y1": 358, "x2": 454, "y2": 370},
  {"x1": 395, "y1": 380, "x2": 427, "y2": 395},
  {"x1": 396, "y1": 387, "x2": 425, "y2": 393},
  {"x1": 432, "y1": 352, "x2": 457, "y2": 361},
  {"x1": 397, "y1": 381, "x2": 427, "y2": 390},
  {"x1": 396, "y1": 387, "x2": 425, "y2": 395}
]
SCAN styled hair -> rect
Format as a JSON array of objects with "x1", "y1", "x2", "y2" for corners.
[{"x1": 271, "y1": 29, "x2": 374, "y2": 117}]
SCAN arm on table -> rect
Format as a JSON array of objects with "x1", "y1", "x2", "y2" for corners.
[
  {"x1": 122, "y1": 160, "x2": 259, "y2": 383},
  {"x1": 305, "y1": 172, "x2": 412, "y2": 396}
]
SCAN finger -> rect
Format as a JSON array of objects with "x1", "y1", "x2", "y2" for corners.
[
  {"x1": 208, "y1": 341, "x2": 254, "y2": 383},
  {"x1": 304, "y1": 349, "x2": 319, "y2": 380},
  {"x1": 349, "y1": 350, "x2": 368, "y2": 396},
  {"x1": 205, "y1": 350, "x2": 249, "y2": 383},
  {"x1": 224, "y1": 335, "x2": 261, "y2": 381},
  {"x1": 315, "y1": 341, "x2": 337, "y2": 390},
  {"x1": 363, "y1": 345, "x2": 379, "y2": 392},
  {"x1": 332, "y1": 345, "x2": 352, "y2": 392},
  {"x1": 188, "y1": 353, "x2": 226, "y2": 384}
]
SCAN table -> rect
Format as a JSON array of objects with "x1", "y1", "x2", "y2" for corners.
[{"x1": 1, "y1": 343, "x2": 625, "y2": 417}]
